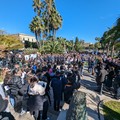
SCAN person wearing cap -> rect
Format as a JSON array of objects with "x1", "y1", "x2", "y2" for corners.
[{"x1": 0, "y1": 94, "x2": 15, "y2": 120}]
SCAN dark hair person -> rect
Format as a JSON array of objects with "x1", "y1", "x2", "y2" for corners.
[{"x1": 27, "y1": 77, "x2": 49, "y2": 120}]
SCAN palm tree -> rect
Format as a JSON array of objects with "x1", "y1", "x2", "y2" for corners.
[
  {"x1": 29, "y1": 16, "x2": 44, "y2": 48},
  {"x1": 105, "y1": 26, "x2": 119, "y2": 57},
  {"x1": 65, "y1": 41, "x2": 72, "y2": 53},
  {"x1": 31, "y1": 0, "x2": 62, "y2": 42},
  {"x1": 57, "y1": 37, "x2": 67, "y2": 52},
  {"x1": 42, "y1": 0, "x2": 62, "y2": 40},
  {"x1": 45, "y1": 0, "x2": 53, "y2": 14},
  {"x1": 42, "y1": 40, "x2": 64, "y2": 53},
  {"x1": 50, "y1": 7, "x2": 62, "y2": 40},
  {"x1": 33, "y1": 0, "x2": 42, "y2": 16},
  {"x1": 116, "y1": 17, "x2": 120, "y2": 42},
  {"x1": 96, "y1": 17, "x2": 120, "y2": 57},
  {"x1": 102, "y1": 18, "x2": 120, "y2": 57},
  {"x1": 100, "y1": 26, "x2": 119, "y2": 57},
  {"x1": 69, "y1": 40, "x2": 74, "y2": 52},
  {"x1": 102, "y1": 31, "x2": 111, "y2": 55},
  {"x1": 94, "y1": 42, "x2": 101, "y2": 51},
  {"x1": 116, "y1": 17, "x2": 120, "y2": 30},
  {"x1": 41, "y1": 0, "x2": 54, "y2": 38}
]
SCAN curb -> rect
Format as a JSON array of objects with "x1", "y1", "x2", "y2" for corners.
[{"x1": 97, "y1": 100, "x2": 104, "y2": 120}]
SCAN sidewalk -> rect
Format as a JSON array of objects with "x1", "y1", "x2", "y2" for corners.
[
  {"x1": 8, "y1": 98, "x2": 59, "y2": 120},
  {"x1": 80, "y1": 70, "x2": 120, "y2": 120},
  {"x1": 57, "y1": 69, "x2": 120, "y2": 120},
  {"x1": 79, "y1": 73, "x2": 102, "y2": 120},
  {"x1": 57, "y1": 73, "x2": 103, "y2": 120}
]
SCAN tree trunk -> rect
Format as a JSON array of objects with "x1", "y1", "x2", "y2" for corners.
[
  {"x1": 37, "y1": 33, "x2": 41, "y2": 49},
  {"x1": 102, "y1": 44, "x2": 104, "y2": 53},
  {"x1": 106, "y1": 44, "x2": 110, "y2": 56},
  {"x1": 53, "y1": 29, "x2": 56, "y2": 41},
  {"x1": 103, "y1": 47, "x2": 105, "y2": 53},
  {"x1": 62, "y1": 41, "x2": 66, "y2": 53},
  {"x1": 111, "y1": 45, "x2": 115, "y2": 57},
  {"x1": 47, "y1": 16, "x2": 50, "y2": 37},
  {"x1": 43, "y1": 40, "x2": 44, "y2": 51},
  {"x1": 35, "y1": 31, "x2": 39, "y2": 48}
]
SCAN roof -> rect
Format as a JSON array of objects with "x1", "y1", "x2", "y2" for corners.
[{"x1": 13, "y1": 33, "x2": 36, "y2": 38}]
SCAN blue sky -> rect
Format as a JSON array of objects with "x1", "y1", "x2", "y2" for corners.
[{"x1": 0, "y1": 0, "x2": 120, "y2": 43}]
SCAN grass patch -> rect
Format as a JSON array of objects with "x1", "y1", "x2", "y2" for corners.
[{"x1": 103, "y1": 101, "x2": 120, "y2": 120}]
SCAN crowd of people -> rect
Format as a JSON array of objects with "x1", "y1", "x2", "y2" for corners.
[{"x1": 0, "y1": 51, "x2": 120, "y2": 120}]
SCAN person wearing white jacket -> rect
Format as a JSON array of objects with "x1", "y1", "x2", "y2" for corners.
[
  {"x1": 28, "y1": 80, "x2": 47, "y2": 96},
  {"x1": 27, "y1": 76, "x2": 49, "y2": 120}
]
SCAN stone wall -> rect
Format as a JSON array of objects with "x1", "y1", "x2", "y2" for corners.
[{"x1": 66, "y1": 91, "x2": 87, "y2": 120}]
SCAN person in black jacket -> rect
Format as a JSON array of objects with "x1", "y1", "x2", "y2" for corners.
[
  {"x1": 113, "y1": 70, "x2": 120, "y2": 99},
  {"x1": 3, "y1": 68, "x2": 23, "y2": 113},
  {"x1": 64, "y1": 76, "x2": 80, "y2": 104},
  {"x1": 95, "y1": 64, "x2": 108, "y2": 95},
  {"x1": 106, "y1": 67, "x2": 114, "y2": 88},
  {"x1": 41, "y1": 66, "x2": 51, "y2": 105},
  {"x1": 51, "y1": 71, "x2": 62, "y2": 111},
  {"x1": 60, "y1": 70, "x2": 67, "y2": 101}
]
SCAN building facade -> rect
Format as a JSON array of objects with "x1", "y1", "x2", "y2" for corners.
[{"x1": 14, "y1": 33, "x2": 37, "y2": 43}]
